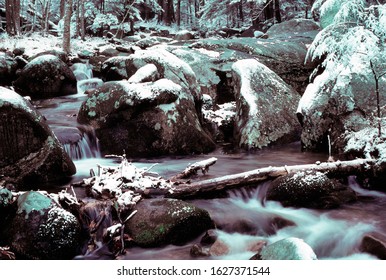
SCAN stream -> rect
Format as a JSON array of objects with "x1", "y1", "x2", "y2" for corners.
[{"x1": 34, "y1": 62, "x2": 386, "y2": 260}]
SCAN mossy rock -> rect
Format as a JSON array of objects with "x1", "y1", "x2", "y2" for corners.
[
  {"x1": 266, "y1": 171, "x2": 357, "y2": 209},
  {"x1": 126, "y1": 198, "x2": 215, "y2": 247},
  {"x1": 6, "y1": 191, "x2": 81, "y2": 259}
]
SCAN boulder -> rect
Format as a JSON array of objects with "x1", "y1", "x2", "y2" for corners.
[
  {"x1": 231, "y1": 59, "x2": 301, "y2": 149},
  {"x1": 296, "y1": 53, "x2": 386, "y2": 154},
  {"x1": 125, "y1": 198, "x2": 214, "y2": 247},
  {"x1": 5, "y1": 191, "x2": 81, "y2": 259},
  {"x1": 77, "y1": 79, "x2": 215, "y2": 156},
  {"x1": 0, "y1": 188, "x2": 13, "y2": 208},
  {"x1": 27, "y1": 49, "x2": 68, "y2": 63},
  {"x1": 265, "y1": 19, "x2": 320, "y2": 39},
  {"x1": 128, "y1": 63, "x2": 159, "y2": 84},
  {"x1": 101, "y1": 48, "x2": 201, "y2": 101},
  {"x1": 14, "y1": 54, "x2": 77, "y2": 99},
  {"x1": 174, "y1": 30, "x2": 195, "y2": 41},
  {"x1": 189, "y1": 36, "x2": 318, "y2": 94},
  {"x1": 259, "y1": 237, "x2": 317, "y2": 260},
  {"x1": 0, "y1": 87, "x2": 76, "y2": 188},
  {"x1": 135, "y1": 36, "x2": 173, "y2": 49},
  {"x1": 266, "y1": 170, "x2": 357, "y2": 209},
  {"x1": 0, "y1": 53, "x2": 18, "y2": 86},
  {"x1": 360, "y1": 234, "x2": 386, "y2": 260}
]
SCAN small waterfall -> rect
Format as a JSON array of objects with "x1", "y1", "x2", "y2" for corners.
[
  {"x1": 71, "y1": 62, "x2": 93, "y2": 81},
  {"x1": 77, "y1": 78, "x2": 104, "y2": 95},
  {"x1": 63, "y1": 126, "x2": 101, "y2": 160},
  {"x1": 59, "y1": 61, "x2": 104, "y2": 161},
  {"x1": 71, "y1": 61, "x2": 104, "y2": 95}
]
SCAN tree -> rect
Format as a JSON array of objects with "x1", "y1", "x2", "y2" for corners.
[
  {"x1": 5, "y1": 0, "x2": 21, "y2": 35},
  {"x1": 62, "y1": 0, "x2": 72, "y2": 53}
]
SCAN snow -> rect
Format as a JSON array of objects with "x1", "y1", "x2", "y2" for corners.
[
  {"x1": 131, "y1": 48, "x2": 197, "y2": 80},
  {"x1": 203, "y1": 102, "x2": 236, "y2": 126},
  {"x1": 0, "y1": 86, "x2": 36, "y2": 115},
  {"x1": 195, "y1": 48, "x2": 221, "y2": 58},
  {"x1": 128, "y1": 64, "x2": 158, "y2": 84},
  {"x1": 231, "y1": 59, "x2": 259, "y2": 115}
]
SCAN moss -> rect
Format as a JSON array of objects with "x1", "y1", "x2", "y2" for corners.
[{"x1": 17, "y1": 191, "x2": 52, "y2": 219}]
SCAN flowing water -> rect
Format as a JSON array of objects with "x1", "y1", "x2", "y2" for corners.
[{"x1": 34, "y1": 63, "x2": 386, "y2": 260}]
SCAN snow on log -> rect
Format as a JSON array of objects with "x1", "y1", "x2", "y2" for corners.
[
  {"x1": 170, "y1": 157, "x2": 217, "y2": 181},
  {"x1": 166, "y1": 158, "x2": 378, "y2": 199}
]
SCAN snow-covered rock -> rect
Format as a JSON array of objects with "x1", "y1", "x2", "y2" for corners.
[
  {"x1": 5, "y1": 191, "x2": 81, "y2": 259},
  {"x1": 0, "y1": 87, "x2": 76, "y2": 188},
  {"x1": 174, "y1": 30, "x2": 195, "y2": 41},
  {"x1": 231, "y1": 59, "x2": 301, "y2": 149},
  {"x1": 267, "y1": 170, "x2": 357, "y2": 209},
  {"x1": 189, "y1": 36, "x2": 317, "y2": 94},
  {"x1": 14, "y1": 54, "x2": 77, "y2": 99},
  {"x1": 260, "y1": 237, "x2": 317, "y2": 260},
  {"x1": 77, "y1": 79, "x2": 215, "y2": 156},
  {"x1": 0, "y1": 52, "x2": 18, "y2": 86},
  {"x1": 128, "y1": 63, "x2": 159, "y2": 84},
  {"x1": 102, "y1": 48, "x2": 201, "y2": 101},
  {"x1": 125, "y1": 198, "x2": 214, "y2": 247},
  {"x1": 296, "y1": 54, "x2": 386, "y2": 155},
  {"x1": 265, "y1": 18, "x2": 320, "y2": 39}
]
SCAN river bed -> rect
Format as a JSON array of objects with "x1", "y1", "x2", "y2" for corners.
[{"x1": 32, "y1": 65, "x2": 386, "y2": 261}]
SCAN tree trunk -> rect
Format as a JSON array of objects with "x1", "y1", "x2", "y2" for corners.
[
  {"x1": 80, "y1": 0, "x2": 85, "y2": 40},
  {"x1": 264, "y1": 0, "x2": 274, "y2": 21},
  {"x1": 176, "y1": 0, "x2": 181, "y2": 26},
  {"x1": 166, "y1": 159, "x2": 379, "y2": 199},
  {"x1": 5, "y1": 0, "x2": 20, "y2": 35},
  {"x1": 60, "y1": 0, "x2": 66, "y2": 19},
  {"x1": 274, "y1": 0, "x2": 281, "y2": 23},
  {"x1": 239, "y1": 0, "x2": 244, "y2": 24},
  {"x1": 75, "y1": 0, "x2": 80, "y2": 37},
  {"x1": 62, "y1": 0, "x2": 72, "y2": 54},
  {"x1": 43, "y1": 0, "x2": 51, "y2": 34}
]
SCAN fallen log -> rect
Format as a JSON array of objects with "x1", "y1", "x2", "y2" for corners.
[
  {"x1": 170, "y1": 157, "x2": 218, "y2": 181},
  {"x1": 166, "y1": 158, "x2": 379, "y2": 199}
]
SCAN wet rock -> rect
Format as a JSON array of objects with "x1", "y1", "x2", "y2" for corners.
[
  {"x1": 89, "y1": 55, "x2": 109, "y2": 76},
  {"x1": 0, "y1": 188, "x2": 13, "y2": 208},
  {"x1": 360, "y1": 234, "x2": 386, "y2": 260},
  {"x1": 259, "y1": 237, "x2": 317, "y2": 260},
  {"x1": 0, "y1": 87, "x2": 76, "y2": 188},
  {"x1": 77, "y1": 49, "x2": 94, "y2": 59},
  {"x1": 77, "y1": 79, "x2": 215, "y2": 157},
  {"x1": 0, "y1": 52, "x2": 18, "y2": 86},
  {"x1": 232, "y1": 59, "x2": 301, "y2": 150},
  {"x1": 209, "y1": 239, "x2": 230, "y2": 256},
  {"x1": 190, "y1": 244, "x2": 210, "y2": 257},
  {"x1": 266, "y1": 171, "x2": 357, "y2": 209},
  {"x1": 200, "y1": 229, "x2": 218, "y2": 245},
  {"x1": 125, "y1": 198, "x2": 214, "y2": 247},
  {"x1": 13, "y1": 54, "x2": 77, "y2": 99},
  {"x1": 5, "y1": 191, "x2": 81, "y2": 259}
]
